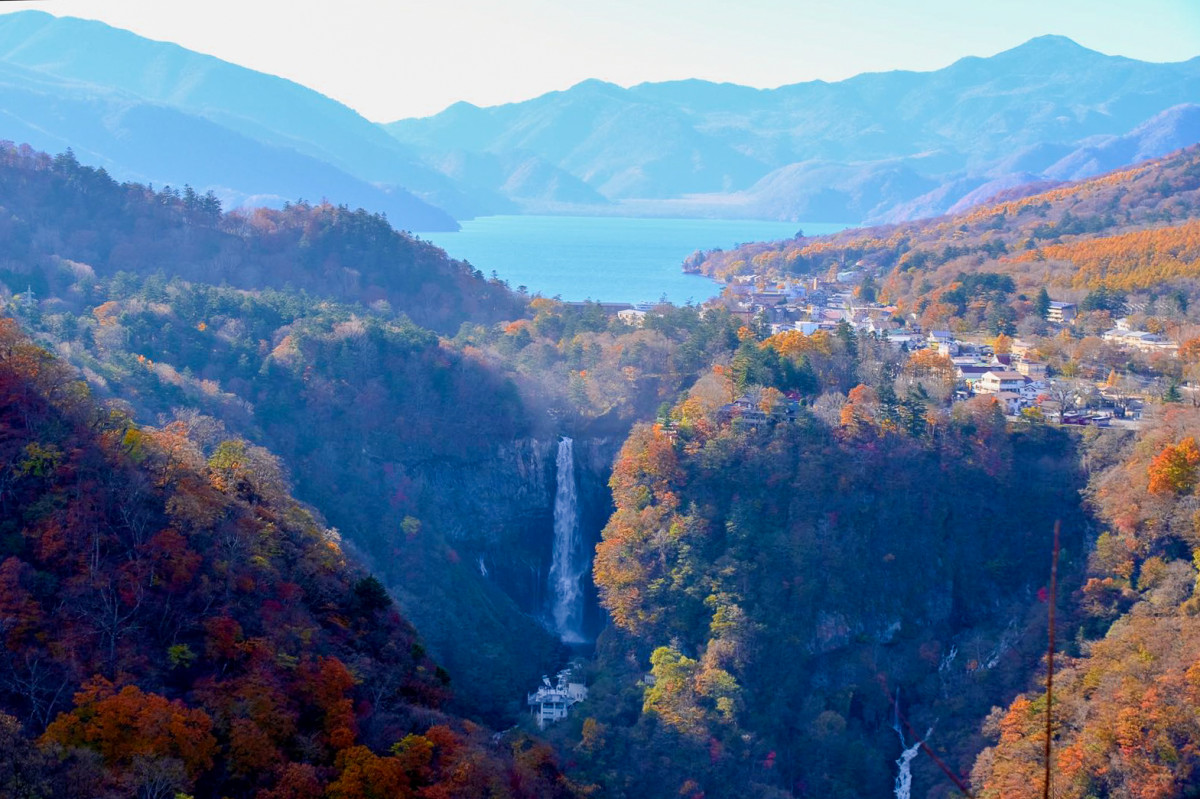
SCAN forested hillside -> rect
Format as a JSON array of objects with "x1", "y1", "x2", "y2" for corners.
[
  {"x1": 0, "y1": 143, "x2": 557, "y2": 719},
  {"x1": 694, "y1": 145, "x2": 1200, "y2": 332},
  {"x1": 970, "y1": 407, "x2": 1200, "y2": 798},
  {"x1": 8, "y1": 260, "x2": 752, "y2": 721},
  {"x1": 0, "y1": 143, "x2": 520, "y2": 333},
  {"x1": 0, "y1": 319, "x2": 585, "y2": 798},
  {"x1": 519, "y1": 323, "x2": 1089, "y2": 798},
  {"x1": 513, "y1": 144, "x2": 1200, "y2": 798},
  {"x1": 9, "y1": 135, "x2": 1200, "y2": 799}
]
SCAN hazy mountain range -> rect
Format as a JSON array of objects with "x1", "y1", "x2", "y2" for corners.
[
  {"x1": 0, "y1": 10, "x2": 1196, "y2": 228},
  {"x1": 389, "y1": 36, "x2": 1200, "y2": 223},
  {"x1": 0, "y1": 10, "x2": 469, "y2": 230}
]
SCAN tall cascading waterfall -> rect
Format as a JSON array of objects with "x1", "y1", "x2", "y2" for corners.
[{"x1": 548, "y1": 437, "x2": 586, "y2": 642}]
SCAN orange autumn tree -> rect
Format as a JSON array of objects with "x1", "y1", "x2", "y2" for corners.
[
  {"x1": 903, "y1": 349, "x2": 956, "y2": 393},
  {"x1": 1010, "y1": 219, "x2": 1200, "y2": 291},
  {"x1": 325, "y1": 745, "x2": 409, "y2": 799},
  {"x1": 761, "y1": 329, "x2": 832, "y2": 359},
  {"x1": 1147, "y1": 437, "x2": 1200, "y2": 495},
  {"x1": 1179, "y1": 337, "x2": 1200, "y2": 364},
  {"x1": 302, "y1": 656, "x2": 359, "y2": 752},
  {"x1": 594, "y1": 424, "x2": 687, "y2": 636},
  {"x1": 42, "y1": 678, "x2": 217, "y2": 778},
  {"x1": 839, "y1": 384, "x2": 879, "y2": 434}
]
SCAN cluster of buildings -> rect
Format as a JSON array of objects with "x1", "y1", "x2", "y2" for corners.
[
  {"x1": 947, "y1": 345, "x2": 1049, "y2": 415},
  {"x1": 1101, "y1": 317, "x2": 1178, "y2": 353},
  {"x1": 724, "y1": 274, "x2": 910, "y2": 340},
  {"x1": 632, "y1": 273, "x2": 1179, "y2": 427},
  {"x1": 705, "y1": 310, "x2": 1160, "y2": 425},
  {"x1": 924, "y1": 331, "x2": 1157, "y2": 423}
]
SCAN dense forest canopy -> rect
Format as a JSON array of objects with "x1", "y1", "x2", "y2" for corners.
[
  {"x1": 540, "y1": 319, "x2": 1089, "y2": 798},
  {"x1": 971, "y1": 405, "x2": 1200, "y2": 799}
]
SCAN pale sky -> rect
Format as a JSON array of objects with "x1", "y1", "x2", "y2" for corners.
[{"x1": 5, "y1": 0, "x2": 1200, "y2": 121}]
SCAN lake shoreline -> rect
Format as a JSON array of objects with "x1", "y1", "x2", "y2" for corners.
[{"x1": 418, "y1": 215, "x2": 850, "y2": 305}]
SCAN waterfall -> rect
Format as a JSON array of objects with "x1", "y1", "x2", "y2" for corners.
[
  {"x1": 894, "y1": 737, "x2": 921, "y2": 799},
  {"x1": 549, "y1": 437, "x2": 585, "y2": 642},
  {"x1": 892, "y1": 691, "x2": 931, "y2": 799}
]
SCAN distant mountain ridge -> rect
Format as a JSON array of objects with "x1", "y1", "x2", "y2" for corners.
[
  {"x1": 0, "y1": 10, "x2": 471, "y2": 230},
  {"x1": 0, "y1": 60, "x2": 465, "y2": 230},
  {"x1": 388, "y1": 36, "x2": 1200, "y2": 223}
]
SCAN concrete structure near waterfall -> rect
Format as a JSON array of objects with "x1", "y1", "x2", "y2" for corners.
[{"x1": 527, "y1": 665, "x2": 588, "y2": 729}]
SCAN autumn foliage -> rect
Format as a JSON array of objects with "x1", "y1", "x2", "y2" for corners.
[
  {"x1": 1010, "y1": 219, "x2": 1200, "y2": 292},
  {"x1": 1147, "y1": 436, "x2": 1200, "y2": 495},
  {"x1": 0, "y1": 141, "x2": 523, "y2": 334},
  {"x1": 972, "y1": 407, "x2": 1200, "y2": 797},
  {"x1": 0, "y1": 320, "x2": 583, "y2": 798},
  {"x1": 687, "y1": 145, "x2": 1200, "y2": 331},
  {"x1": 42, "y1": 679, "x2": 218, "y2": 777},
  {"x1": 588, "y1": 352, "x2": 1084, "y2": 797}
]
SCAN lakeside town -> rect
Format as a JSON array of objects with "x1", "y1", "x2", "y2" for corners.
[
  {"x1": 713, "y1": 270, "x2": 1184, "y2": 425},
  {"x1": 573, "y1": 265, "x2": 1190, "y2": 430}
]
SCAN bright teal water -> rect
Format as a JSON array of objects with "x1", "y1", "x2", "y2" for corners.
[{"x1": 419, "y1": 216, "x2": 850, "y2": 304}]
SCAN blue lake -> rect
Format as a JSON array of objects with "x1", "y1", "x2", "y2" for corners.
[{"x1": 418, "y1": 216, "x2": 851, "y2": 304}]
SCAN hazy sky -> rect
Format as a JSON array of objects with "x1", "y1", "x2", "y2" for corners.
[{"x1": 7, "y1": 0, "x2": 1200, "y2": 121}]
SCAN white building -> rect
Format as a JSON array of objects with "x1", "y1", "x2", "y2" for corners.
[
  {"x1": 1101, "y1": 328, "x2": 1177, "y2": 352},
  {"x1": 527, "y1": 666, "x2": 588, "y2": 729},
  {"x1": 794, "y1": 321, "x2": 821, "y2": 335},
  {"x1": 976, "y1": 370, "x2": 1028, "y2": 395},
  {"x1": 928, "y1": 331, "x2": 958, "y2": 355}
]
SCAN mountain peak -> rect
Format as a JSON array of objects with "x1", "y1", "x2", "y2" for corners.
[
  {"x1": 939, "y1": 34, "x2": 1108, "y2": 77},
  {"x1": 566, "y1": 78, "x2": 624, "y2": 94},
  {"x1": 1020, "y1": 33, "x2": 1087, "y2": 49},
  {"x1": 993, "y1": 34, "x2": 1102, "y2": 61}
]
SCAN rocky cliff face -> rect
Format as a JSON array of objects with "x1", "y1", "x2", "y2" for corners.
[
  {"x1": 363, "y1": 434, "x2": 619, "y2": 721},
  {"x1": 412, "y1": 436, "x2": 619, "y2": 638}
]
